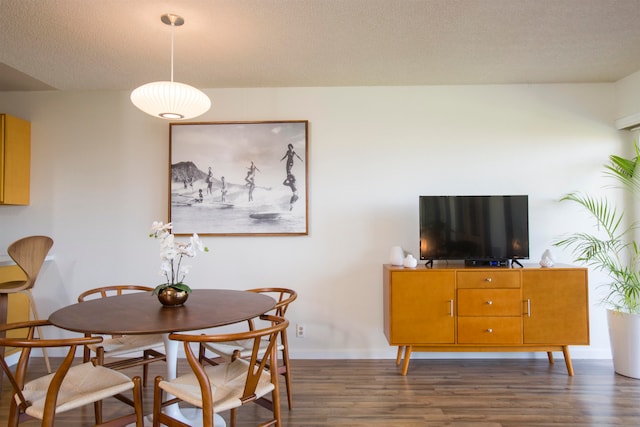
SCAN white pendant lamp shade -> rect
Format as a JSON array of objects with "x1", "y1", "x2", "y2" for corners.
[
  {"x1": 131, "y1": 81, "x2": 211, "y2": 120},
  {"x1": 131, "y1": 13, "x2": 211, "y2": 120}
]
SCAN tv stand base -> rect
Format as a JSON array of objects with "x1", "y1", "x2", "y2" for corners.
[
  {"x1": 464, "y1": 259, "x2": 509, "y2": 267},
  {"x1": 462, "y1": 259, "x2": 524, "y2": 268}
]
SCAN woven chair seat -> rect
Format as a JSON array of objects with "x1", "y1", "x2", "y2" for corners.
[
  {"x1": 159, "y1": 359, "x2": 275, "y2": 412},
  {"x1": 159, "y1": 358, "x2": 274, "y2": 413},
  {"x1": 88, "y1": 334, "x2": 164, "y2": 355},
  {"x1": 20, "y1": 362, "x2": 135, "y2": 419}
]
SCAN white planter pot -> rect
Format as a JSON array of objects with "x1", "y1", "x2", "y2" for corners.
[{"x1": 607, "y1": 309, "x2": 640, "y2": 379}]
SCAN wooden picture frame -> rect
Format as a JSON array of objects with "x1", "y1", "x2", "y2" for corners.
[{"x1": 169, "y1": 120, "x2": 308, "y2": 236}]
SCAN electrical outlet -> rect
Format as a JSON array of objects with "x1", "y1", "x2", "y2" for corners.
[{"x1": 296, "y1": 323, "x2": 305, "y2": 338}]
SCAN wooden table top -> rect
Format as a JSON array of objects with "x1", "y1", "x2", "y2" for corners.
[{"x1": 49, "y1": 289, "x2": 276, "y2": 335}]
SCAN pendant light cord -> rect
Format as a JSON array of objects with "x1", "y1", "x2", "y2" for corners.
[{"x1": 170, "y1": 16, "x2": 175, "y2": 83}]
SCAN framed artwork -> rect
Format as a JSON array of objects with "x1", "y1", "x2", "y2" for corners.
[{"x1": 169, "y1": 120, "x2": 308, "y2": 236}]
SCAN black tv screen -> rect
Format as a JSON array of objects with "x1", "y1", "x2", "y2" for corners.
[{"x1": 419, "y1": 195, "x2": 529, "y2": 262}]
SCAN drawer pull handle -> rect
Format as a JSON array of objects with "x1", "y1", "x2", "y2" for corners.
[
  {"x1": 449, "y1": 299, "x2": 454, "y2": 317},
  {"x1": 487, "y1": 328, "x2": 493, "y2": 333},
  {"x1": 485, "y1": 278, "x2": 492, "y2": 283},
  {"x1": 487, "y1": 300, "x2": 493, "y2": 305}
]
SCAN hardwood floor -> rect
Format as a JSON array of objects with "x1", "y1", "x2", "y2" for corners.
[{"x1": 1, "y1": 358, "x2": 639, "y2": 426}]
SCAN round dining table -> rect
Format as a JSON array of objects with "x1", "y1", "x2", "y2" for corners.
[{"x1": 49, "y1": 288, "x2": 276, "y2": 427}]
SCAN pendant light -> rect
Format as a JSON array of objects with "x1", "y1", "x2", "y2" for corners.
[{"x1": 131, "y1": 14, "x2": 211, "y2": 120}]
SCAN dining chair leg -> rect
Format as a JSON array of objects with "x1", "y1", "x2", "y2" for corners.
[
  {"x1": 143, "y1": 353, "x2": 150, "y2": 387},
  {"x1": 271, "y1": 371, "x2": 282, "y2": 427},
  {"x1": 132, "y1": 376, "x2": 144, "y2": 427},
  {"x1": 152, "y1": 376, "x2": 163, "y2": 427},
  {"x1": 283, "y1": 363, "x2": 293, "y2": 410},
  {"x1": 7, "y1": 396, "x2": 19, "y2": 427},
  {"x1": 93, "y1": 399, "x2": 103, "y2": 425},
  {"x1": 230, "y1": 407, "x2": 237, "y2": 427},
  {"x1": 280, "y1": 330, "x2": 293, "y2": 410},
  {"x1": 268, "y1": 344, "x2": 283, "y2": 427}
]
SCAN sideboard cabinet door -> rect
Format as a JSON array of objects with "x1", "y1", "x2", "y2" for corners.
[
  {"x1": 385, "y1": 270, "x2": 455, "y2": 344},
  {"x1": 522, "y1": 269, "x2": 589, "y2": 344}
]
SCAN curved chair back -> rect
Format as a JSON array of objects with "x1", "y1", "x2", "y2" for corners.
[
  {"x1": 78, "y1": 284, "x2": 154, "y2": 302},
  {"x1": 7, "y1": 236, "x2": 53, "y2": 292},
  {"x1": 0, "y1": 319, "x2": 143, "y2": 427},
  {"x1": 198, "y1": 287, "x2": 298, "y2": 410},
  {"x1": 155, "y1": 314, "x2": 289, "y2": 427},
  {"x1": 248, "y1": 287, "x2": 297, "y2": 318},
  {"x1": 76, "y1": 285, "x2": 165, "y2": 387}
]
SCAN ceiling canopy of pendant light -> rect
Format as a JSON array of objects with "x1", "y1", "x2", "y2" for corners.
[{"x1": 131, "y1": 14, "x2": 211, "y2": 120}]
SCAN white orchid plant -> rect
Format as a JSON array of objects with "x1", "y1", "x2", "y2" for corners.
[{"x1": 149, "y1": 221, "x2": 208, "y2": 295}]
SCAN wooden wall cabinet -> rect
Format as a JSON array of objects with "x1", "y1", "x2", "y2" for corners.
[
  {"x1": 383, "y1": 264, "x2": 589, "y2": 376},
  {"x1": 0, "y1": 114, "x2": 31, "y2": 205}
]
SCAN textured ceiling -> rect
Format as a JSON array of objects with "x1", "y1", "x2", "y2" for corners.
[{"x1": 2, "y1": 0, "x2": 640, "y2": 92}]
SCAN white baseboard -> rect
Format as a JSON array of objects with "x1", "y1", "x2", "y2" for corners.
[
  {"x1": 18, "y1": 346, "x2": 613, "y2": 362},
  {"x1": 287, "y1": 346, "x2": 613, "y2": 360}
]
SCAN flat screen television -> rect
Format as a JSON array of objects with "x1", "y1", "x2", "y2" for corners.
[{"x1": 419, "y1": 195, "x2": 529, "y2": 266}]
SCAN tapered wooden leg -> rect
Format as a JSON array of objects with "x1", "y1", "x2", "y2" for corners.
[
  {"x1": 547, "y1": 351, "x2": 554, "y2": 364},
  {"x1": 152, "y1": 377, "x2": 163, "y2": 427},
  {"x1": 142, "y1": 351, "x2": 150, "y2": 387},
  {"x1": 401, "y1": 346, "x2": 412, "y2": 376},
  {"x1": 93, "y1": 399, "x2": 102, "y2": 425},
  {"x1": 280, "y1": 329, "x2": 293, "y2": 410},
  {"x1": 132, "y1": 376, "x2": 143, "y2": 427},
  {"x1": 562, "y1": 346, "x2": 574, "y2": 376},
  {"x1": 26, "y1": 290, "x2": 51, "y2": 373},
  {"x1": 395, "y1": 346, "x2": 404, "y2": 366},
  {"x1": 230, "y1": 408, "x2": 237, "y2": 427}
]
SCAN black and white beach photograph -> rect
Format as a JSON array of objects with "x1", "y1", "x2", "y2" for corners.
[{"x1": 169, "y1": 121, "x2": 308, "y2": 235}]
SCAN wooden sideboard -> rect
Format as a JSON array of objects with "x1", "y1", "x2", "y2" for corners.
[{"x1": 383, "y1": 264, "x2": 589, "y2": 375}]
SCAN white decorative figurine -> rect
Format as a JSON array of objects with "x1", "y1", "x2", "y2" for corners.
[
  {"x1": 403, "y1": 254, "x2": 418, "y2": 268},
  {"x1": 539, "y1": 249, "x2": 555, "y2": 268}
]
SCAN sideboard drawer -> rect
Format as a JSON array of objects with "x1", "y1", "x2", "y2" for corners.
[
  {"x1": 457, "y1": 317, "x2": 522, "y2": 344},
  {"x1": 457, "y1": 289, "x2": 522, "y2": 316},
  {"x1": 457, "y1": 271, "x2": 521, "y2": 289}
]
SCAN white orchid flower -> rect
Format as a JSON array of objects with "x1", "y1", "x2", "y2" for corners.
[
  {"x1": 150, "y1": 221, "x2": 209, "y2": 290},
  {"x1": 191, "y1": 234, "x2": 207, "y2": 253},
  {"x1": 161, "y1": 247, "x2": 178, "y2": 261},
  {"x1": 150, "y1": 221, "x2": 172, "y2": 237}
]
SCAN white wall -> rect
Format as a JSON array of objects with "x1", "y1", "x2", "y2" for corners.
[
  {"x1": 0, "y1": 83, "x2": 627, "y2": 359},
  {"x1": 616, "y1": 69, "x2": 640, "y2": 121}
]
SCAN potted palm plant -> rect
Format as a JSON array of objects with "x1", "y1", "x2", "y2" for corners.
[{"x1": 554, "y1": 143, "x2": 640, "y2": 378}]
